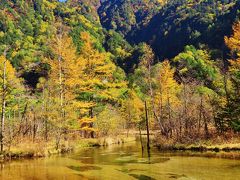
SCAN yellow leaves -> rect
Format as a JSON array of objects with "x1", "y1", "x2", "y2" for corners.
[
  {"x1": 96, "y1": 105, "x2": 124, "y2": 136},
  {"x1": 81, "y1": 127, "x2": 96, "y2": 132},
  {"x1": 115, "y1": 47, "x2": 131, "y2": 58},
  {"x1": 154, "y1": 60, "x2": 182, "y2": 107},
  {"x1": 78, "y1": 15, "x2": 93, "y2": 29},
  {"x1": 122, "y1": 89, "x2": 144, "y2": 124},
  {"x1": 227, "y1": 24, "x2": 240, "y2": 75},
  {"x1": 157, "y1": 60, "x2": 180, "y2": 92},
  {"x1": 0, "y1": 56, "x2": 20, "y2": 86},
  {"x1": 43, "y1": 0, "x2": 57, "y2": 10},
  {"x1": 229, "y1": 58, "x2": 240, "y2": 83},
  {"x1": 72, "y1": 101, "x2": 94, "y2": 109},
  {"x1": 0, "y1": 55, "x2": 24, "y2": 100},
  {"x1": 94, "y1": 62, "x2": 115, "y2": 77},
  {"x1": 39, "y1": 21, "x2": 48, "y2": 33},
  {"x1": 80, "y1": 117, "x2": 97, "y2": 132},
  {"x1": 230, "y1": 58, "x2": 240, "y2": 69},
  {"x1": 179, "y1": 67, "x2": 188, "y2": 74},
  {"x1": 225, "y1": 21, "x2": 240, "y2": 92},
  {"x1": 11, "y1": 51, "x2": 18, "y2": 58},
  {"x1": 139, "y1": 44, "x2": 154, "y2": 67},
  {"x1": 225, "y1": 21, "x2": 240, "y2": 54},
  {"x1": 80, "y1": 117, "x2": 96, "y2": 124},
  {"x1": 44, "y1": 28, "x2": 127, "y2": 133},
  {"x1": 0, "y1": 31, "x2": 4, "y2": 38}
]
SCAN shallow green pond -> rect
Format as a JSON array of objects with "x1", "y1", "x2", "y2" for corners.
[{"x1": 0, "y1": 141, "x2": 240, "y2": 180}]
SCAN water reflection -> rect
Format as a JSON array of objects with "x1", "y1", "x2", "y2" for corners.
[{"x1": 0, "y1": 140, "x2": 240, "y2": 179}]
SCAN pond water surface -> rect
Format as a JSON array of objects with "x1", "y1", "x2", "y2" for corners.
[{"x1": 0, "y1": 141, "x2": 240, "y2": 180}]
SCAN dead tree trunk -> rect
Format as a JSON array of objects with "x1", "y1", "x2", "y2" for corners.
[
  {"x1": 89, "y1": 107, "x2": 94, "y2": 138},
  {"x1": 145, "y1": 101, "x2": 150, "y2": 151}
]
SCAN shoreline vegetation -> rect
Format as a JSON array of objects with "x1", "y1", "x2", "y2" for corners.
[
  {"x1": 0, "y1": 135, "x2": 136, "y2": 161},
  {"x1": 155, "y1": 135, "x2": 240, "y2": 159},
  {"x1": 1, "y1": 133, "x2": 240, "y2": 161}
]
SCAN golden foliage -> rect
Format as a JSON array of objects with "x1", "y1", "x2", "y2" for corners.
[
  {"x1": 225, "y1": 21, "x2": 240, "y2": 57},
  {"x1": 154, "y1": 60, "x2": 181, "y2": 108}
]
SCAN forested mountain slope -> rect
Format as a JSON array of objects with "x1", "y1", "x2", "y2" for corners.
[
  {"x1": 1, "y1": 0, "x2": 239, "y2": 72},
  {"x1": 0, "y1": 0, "x2": 105, "y2": 87},
  {"x1": 98, "y1": 0, "x2": 164, "y2": 35},
  {"x1": 97, "y1": 0, "x2": 240, "y2": 60},
  {"x1": 130, "y1": 0, "x2": 240, "y2": 59}
]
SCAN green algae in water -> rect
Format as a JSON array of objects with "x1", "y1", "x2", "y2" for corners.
[
  {"x1": 114, "y1": 156, "x2": 170, "y2": 165},
  {"x1": 129, "y1": 174, "x2": 156, "y2": 180},
  {"x1": 117, "y1": 168, "x2": 146, "y2": 173},
  {"x1": 1, "y1": 142, "x2": 240, "y2": 179},
  {"x1": 67, "y1": 165, "x2": 102, "y2": 172},
  {"x1": 166, "y1": 173, "x2": 187, "y2": 179},
  {"x1": 115, "y1": 156, "x2": 138, "y2": 164}
]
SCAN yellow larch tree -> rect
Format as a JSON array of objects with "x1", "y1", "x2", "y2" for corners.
[
  {"x1": 46, "y1": 30, "x2": 127, "y2": 140},
  {"x1": 153, "y1": 60, "x2": 182, "y2": 137},
  {"x1": 0, "y1": 55, "x2": 24, "y2": 151},
  {"x1": 77, "y1": 32, "x2": 127, "y2": 138},
  {"x1": 45, "y1": 31, "x2": 92, "y2": 146},
  {"x1": 218, "y1": 20, "x2": 240, "y2": 132},
  {"x1": 121, "y1": 89, "x2": 144, "y2": 134},
  {"x1": 225, "y1": 21, "x2": 240, "y2": 94},
  {"x1": 225, "y1": 21, "x2": 240, "y2": 56}
]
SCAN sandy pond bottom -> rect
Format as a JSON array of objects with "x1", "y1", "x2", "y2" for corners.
[{"x1": 0, "y1": 141, "x2": 240, "y2": 180}]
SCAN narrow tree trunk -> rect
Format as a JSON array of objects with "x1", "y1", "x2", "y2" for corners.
[
  {"x1": 167, "y1": 93, "x2": 171, "y2": 138},
  {"x1": 183, "y1": 82, "x2": 188, "y2": 134},
  {"x1": 32, "y1": 111, "x2": 37, "y2": 142},
  {"x1": 7, "y1": 113, "x2": 11, "y2": 152},
  {"x1": 57, "y1": 28, "x2": 64, "y2": 147},
  {"x1": 223, "y1": 73, "x2": 229, "y2": 104},
  {"x1": 178, "y1": 115, "x2": 182, "y2": 141},
  {"x1": 0, "y1": 50, "x2": 7, "y2": 152},
  {"x1": 89, "y1": 107, "x2": 94, "y2": 138},
  {"x1": 145, "y1": 101, "x2": 150, "y2": 151},
  {"x1": 127, "y1": 110, "x2": 131, "y2": 138},
  {"x1": 198, "y1": 95, "x2": 203, "y2": 135},
  {"x1": 44, "y1": 118, "x2": 48, "y2": 141},
  {"x1": 44, "y1": 86, "x2": 49, "y2": 141},
  {"x1": 203, "y1": 112, "x2": 209, "y2": 139}
]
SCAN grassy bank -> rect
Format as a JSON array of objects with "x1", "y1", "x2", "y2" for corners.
[
  {"x1": 156, "y1": 142, "x2": 240, "y2": 152},
  {"x1": 0, "y1": 135, "x2": 136, "y2": 161},
  {"x1": 155, "y1": 135, "x2": 240, "y2": 159}
]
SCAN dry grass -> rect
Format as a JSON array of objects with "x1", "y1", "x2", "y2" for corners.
[
  {"x1": 155, "y1": 134, "x2": 240, "y2": 153},
  {"x1": 1, "y1": 135, "x2": 136, "y2": 160}
]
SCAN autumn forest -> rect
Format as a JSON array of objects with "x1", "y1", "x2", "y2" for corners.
[{"x1": 0, "y1": 1, "x2": 240, "y2": 178}]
